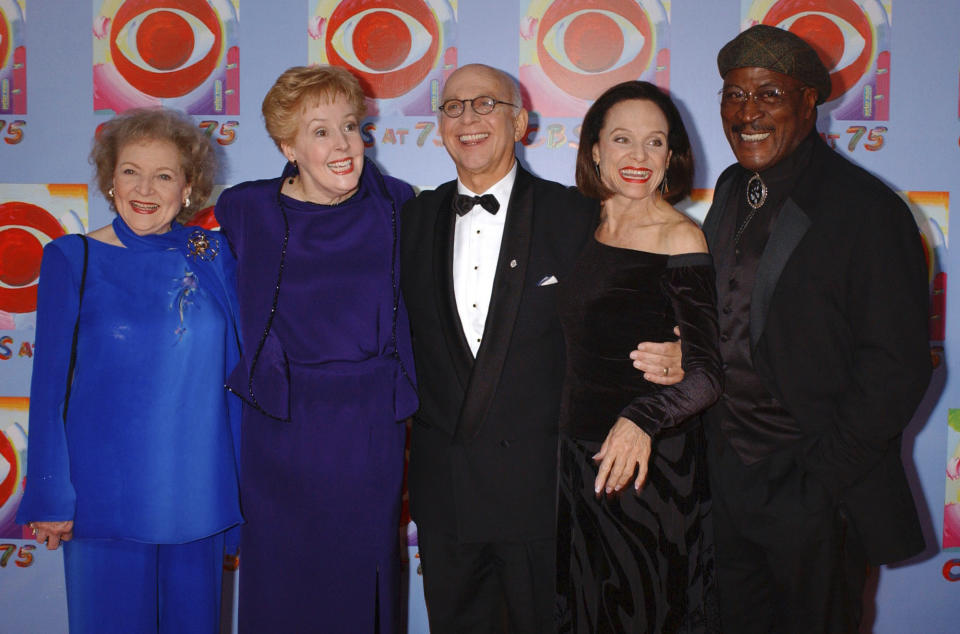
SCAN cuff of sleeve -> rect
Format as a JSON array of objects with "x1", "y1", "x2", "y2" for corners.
[{"x1": 618, "y1": 407, "x2": 659, "y2": 438}]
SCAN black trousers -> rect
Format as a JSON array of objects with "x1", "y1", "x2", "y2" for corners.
[
  {"x1": 417, "y1": 527, "x2": 555, "y2": 634},
  {"x1": 707, "y1": 431, "x2": 868, "y2": 633}
]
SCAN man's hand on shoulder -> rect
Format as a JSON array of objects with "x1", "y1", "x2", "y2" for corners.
[{"x1": 631, "y1": 326, "x2": 683, "y2": 385}]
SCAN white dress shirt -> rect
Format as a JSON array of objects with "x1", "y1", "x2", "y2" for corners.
[{"x1": 452, "y1": 162, "x2": 517, "y2": 356}]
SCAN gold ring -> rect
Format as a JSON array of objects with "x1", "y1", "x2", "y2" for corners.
[{"x1": 663, "y1": 367, "x2": 669, "y2": 376}]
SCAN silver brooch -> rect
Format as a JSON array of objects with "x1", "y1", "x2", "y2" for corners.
[
  {"x1": 187, "y1": 229, "x2": 218, "y2": 261},
  {"x1": 746, "y1": 172, "x2": 768, "y2": 210}
]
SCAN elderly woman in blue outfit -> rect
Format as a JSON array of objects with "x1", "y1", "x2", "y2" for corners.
[{"x1": 17, "y1": 108, "x2": 242, "y2": 634}]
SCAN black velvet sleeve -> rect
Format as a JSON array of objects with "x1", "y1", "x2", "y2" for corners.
[{"x1": 618, "y1": 253, "x2": 723, "y2": 437}]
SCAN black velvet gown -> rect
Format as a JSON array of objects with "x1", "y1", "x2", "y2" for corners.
[{"x1": 556, "y1": 236, "x2": 723, "y2": 633}]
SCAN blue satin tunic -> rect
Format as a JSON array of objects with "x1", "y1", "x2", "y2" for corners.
[{"x1": 17, "y1": 216, "x2": 242, "y2": 544}]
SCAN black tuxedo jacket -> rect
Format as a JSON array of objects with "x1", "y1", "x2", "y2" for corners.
[
  {"x1": 401, "y1": 167, "x2": 596, "y2": 543},
  {"x1": 702, "y1": 135, "x2": 930, "y2": 565}
]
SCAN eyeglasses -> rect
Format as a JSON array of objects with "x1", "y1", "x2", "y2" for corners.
[
  {"x1": 439, "y1": 96, "x2": 518, "y2": 118},
  {"x1": 718, "y1": 86, "x2": 804, "y2": 107}
]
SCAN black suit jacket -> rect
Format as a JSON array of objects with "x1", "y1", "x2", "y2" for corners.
[
  {"x1": 702, "y1": 135, "x2": 930, "y2": 565},
  {"x1": 401, "y1": 167, "x2": 596, "y2": 543}
]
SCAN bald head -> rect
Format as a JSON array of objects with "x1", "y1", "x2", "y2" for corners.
[
  {"x1": 438, "y1": 64, "x2": 528, "y2": 193},
  {"x1": 444, "y1": 64, "x2": 522, "y2": 111}
]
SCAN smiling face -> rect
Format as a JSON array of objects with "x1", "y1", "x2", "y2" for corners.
[
  {"x1": 438, "y1": 65, "x2": 528, "y2": 192},
  {"x1": 721, "y1": 66, "x2": 818, "y2": 173},
  {"x1": 281, "y1": 94, "x2": 364, "y2": 205},
  {"x1": 591, "y1": 98, "x2": 671, "y2": 204},
  {"x1": 112, "y1": 138, "x2": 190, "y2": 236}
]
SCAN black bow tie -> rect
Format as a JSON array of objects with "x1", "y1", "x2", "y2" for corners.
[{"x1": 453, "y1": 193, "x2": 500, "y2": 216}]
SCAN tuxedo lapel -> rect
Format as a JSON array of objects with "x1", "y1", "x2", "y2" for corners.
[
  {"x1": 702, "y1": 171, "x2": 736, "y2": 271},
  {"x1": 433, "y1": 185, "x2": 473, "y2": 390},
  {"x1": 750, "y1": 197, "x2": 810, "y2": 349},
  {"x1": 455, "y1": 168, "x2": 535, "y2": 441}
]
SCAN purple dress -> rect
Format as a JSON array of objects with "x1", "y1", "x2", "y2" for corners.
[{"x1": 215, "y1": 161, "x2": 417, "y2": 634}]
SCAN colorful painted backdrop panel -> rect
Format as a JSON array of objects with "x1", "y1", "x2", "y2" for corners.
[
  {"x1": 309, "y1": 0, "x2": 457, "y2": 115},
  {"x1": 93, "y1": 0, "x2": 239, "y2": 115},
  {"x1": 742, "y1": 0, "x2": 891, "y2": 120},
  {"x1": 0, "y1": 0, "x2": 25, "y2": 115}
]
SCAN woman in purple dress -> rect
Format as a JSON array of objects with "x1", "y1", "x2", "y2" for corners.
[{"x1": 214, "y1": 66, "x2": 417, "y2": 633}]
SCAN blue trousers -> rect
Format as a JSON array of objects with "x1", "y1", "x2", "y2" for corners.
[{"x1": 62, "y1": 533, "x2": 225, "y2": 634}]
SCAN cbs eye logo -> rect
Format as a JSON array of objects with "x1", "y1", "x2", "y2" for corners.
[
  {"x1": 521, "y1": 0, "x2": 669, "y2": 116},
  {"x1": 0, "y1": 3, "x2": 11, "y2": 77},
  {"x1": 94, "y1": 0, "x2": 239, "y2": 114},
  {"x1": 319, "y1": 0, "x2": 444, "y2": 101},
  {"x1": 109, "y1": 0, "x2": 222, "y2": 99},
  {"x1": 0, "y1": 201, "x2": 66, "y2": 314},
  {"x1": 751, "y1": 0, "x2": 890, "y2": 119},
  {"x1": 0, "y1": 0, "x2": 26, "y2": 115},
  {"x1": 0, "y1": 8, "x2": 8, "y2": 72},
  {"x1": 537, "y1": 0, "x2": 656, "y2": 100}
]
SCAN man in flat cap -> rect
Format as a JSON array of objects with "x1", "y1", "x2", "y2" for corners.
[{"x1": 700, "y1": 24, "x2": 931, "y2": 632}]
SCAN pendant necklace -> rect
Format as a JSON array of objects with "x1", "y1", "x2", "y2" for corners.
[
  {"x1": 734, "y1": 172, "x2": 768, "y2": 245},
  {"x1": 746, "y1": 172, "x2": 767, "y2": 209}
]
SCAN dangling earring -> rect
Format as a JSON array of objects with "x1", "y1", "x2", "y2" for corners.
[
  {"x1": 183, "y1": 197, "x2": 191, "y2": 208},
  {"x1": 108, "y1": 187, "x2": 114, "y2": 198},
  {"x1": 288, "y1": 160, "x2": 298, "y2": 185},
  {"x1": 594, "y1": 162, "x2": 601, "y2": 180}
]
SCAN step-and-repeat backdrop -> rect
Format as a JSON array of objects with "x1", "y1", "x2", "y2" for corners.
[{"x1": 1, "y1": 1, "x2": 957, "y2": 632}]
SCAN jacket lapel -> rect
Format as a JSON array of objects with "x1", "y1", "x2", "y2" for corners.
[
  {"x1": 706, "y1": 161, "x2": 813, "y2": 350},
  {"x1": 702, "y1": 173, "x2": 736, "y2": 270},
  {"x1": 433, "y1": 184, "x2": 474, "y2": 390},
  {"x1": 750, "y1": 197, "x2": 811, "y2": 349},
  {"x1": 455, "y1": 167, "x2": 535, "y2": 441}
]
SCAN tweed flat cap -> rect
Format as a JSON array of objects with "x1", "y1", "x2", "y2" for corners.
[{"x1": 717, "y1": 24, "x2": 831, "y2": 104}]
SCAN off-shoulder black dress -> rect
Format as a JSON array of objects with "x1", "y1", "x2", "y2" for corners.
[{"x1": 556, "y1": 236, "x2": 723, "y2": 633}]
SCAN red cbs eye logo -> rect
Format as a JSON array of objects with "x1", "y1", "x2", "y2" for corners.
[
  {"x1": 536, "y1": 0, "x2": 655, "y2": 101},
  {"x1": 109, "y1": 0, "x2": 223, "y2": 99},
  {"x1": 0, "y1": 431, "x2": 19, "y2": 515},
  {"x1": 0, "y1": 202, "x2": 66, "y2": 314},
  {"x1": 943, "y1": 559, "x2": 960, "y2": 582},
  {"x1": 762, "y1": 0, "x2": 874, "y2": 103},
  {"x1": 325, "y1": 0, "x2": 440, "y2": 100},
  {"x1": 0, "y1": 8, "x2": 9, "y2": 72}
]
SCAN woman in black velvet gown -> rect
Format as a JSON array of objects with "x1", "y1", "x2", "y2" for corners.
[{"x1": 556, "y1": 81, "x2": 723, "y2": 633}]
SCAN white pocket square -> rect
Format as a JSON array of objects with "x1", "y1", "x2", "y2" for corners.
[{"x1": 537, "y1": 275, "x2": 558, "y2": 286}]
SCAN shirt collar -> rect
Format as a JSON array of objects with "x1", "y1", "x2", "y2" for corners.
[
  {"x1": 457, "y1": 161, "x2": 518, "y2": 211},
  {"x1": 748, "y1": 130, "x2": 818, "y2": 186}
]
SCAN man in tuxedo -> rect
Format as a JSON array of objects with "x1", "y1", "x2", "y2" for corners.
[
  {"x1": 401, "y1": 64, "x2": 682, "y2": 632},
  {"x1": 701, "y1": 25, "x2": 931, "y2": 632}
]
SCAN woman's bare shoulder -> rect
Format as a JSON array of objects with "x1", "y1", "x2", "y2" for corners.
[{"x1": 660, "y1": 208, "x2": 707, "y2": 255}]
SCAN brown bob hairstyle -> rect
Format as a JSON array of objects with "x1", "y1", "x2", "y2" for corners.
[
  {"x1": 90, "y1": 107, "x2": 217, "y2": 224},
  {"x1": 576, "y1": 81, "x2": 694, "y2": 205},
  {"x1": 261, "y1": 65, "x2": 367, "y2": 151}
]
